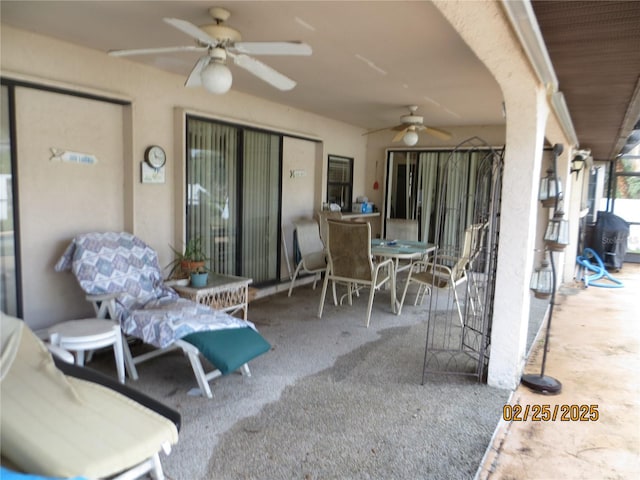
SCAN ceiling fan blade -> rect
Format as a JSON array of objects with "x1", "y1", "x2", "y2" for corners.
[
  {"x1": 108, "y1": 45, "x2": 207, "y2": 57},
  {"x1": 392, "y1": 127, "x2": 410, "y2": 142},
  {"x1": 422, "y1": 126, "x2": 452, "y2": 141},
  {"x1": 164, "y1": 17, "x2": 220, "y2": 46},
  {"x1": 233, "y1": 54, "x2": 296, "y2": 91},
  {"x1": 184, "y1": 55, "x2": 211, "y2": 87},
  {"x1": 362, "y1": 126, "x2": 394, "y2": 136},
  {"x1": 390, "y1": 124, "x2": 410, "y2": 131},
  {"x1": 233, "y1": 42, "x2": 312, "y2": 56}
]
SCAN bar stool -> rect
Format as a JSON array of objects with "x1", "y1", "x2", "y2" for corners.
[{"x1": 48, "y1": 318, "x2": 125, "y2": 384}]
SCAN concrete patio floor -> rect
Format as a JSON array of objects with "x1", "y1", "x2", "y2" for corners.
[{"x1": 477, "y1": 262, "x2": 640, "y2": 479}]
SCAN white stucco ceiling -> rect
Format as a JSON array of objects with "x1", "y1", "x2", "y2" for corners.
[{"x1": 0, "y1": 1, "x2": 505, "y2": 133}]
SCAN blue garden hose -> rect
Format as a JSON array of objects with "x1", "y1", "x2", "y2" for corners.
[{"x1": 576, "y1": 248, "x2": 624, "y2": 288}]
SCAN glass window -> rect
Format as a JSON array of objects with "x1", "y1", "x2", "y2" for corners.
[
  {"x1": 186, "y1": 116, "x2": 282, "y2": 285},
  {"x1": 326, "y1": 155, "x2": 353, "y2": 212}
]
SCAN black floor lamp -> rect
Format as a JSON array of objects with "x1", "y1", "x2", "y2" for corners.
[{"x1": 522, "y1": 143, "x2": 567, "y2": 394}]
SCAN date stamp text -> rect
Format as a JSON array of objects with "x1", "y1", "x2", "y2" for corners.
[{"x1": 503, "y1": 404, "x2": 599, "y2": 422}]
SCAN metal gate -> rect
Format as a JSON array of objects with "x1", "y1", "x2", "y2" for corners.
[{"x1": 422, "y1": 137, "x2": 504, "y2": 383}]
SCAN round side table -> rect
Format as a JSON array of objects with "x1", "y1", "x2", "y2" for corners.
[{"x1": 48, "y1": 318, "x2": 125, "y2": 384}]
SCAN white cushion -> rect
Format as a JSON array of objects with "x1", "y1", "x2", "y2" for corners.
[{"x1": 0, "y1": 314, "x2": 178, "y2": 479}]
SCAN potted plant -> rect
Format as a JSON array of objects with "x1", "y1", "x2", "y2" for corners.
[
  {"x1": 189, "y1": 264, "x2": 209, "y2": 288},
  {"x1": 166, "y1": 236, "x2": 209, "y2": 280}
]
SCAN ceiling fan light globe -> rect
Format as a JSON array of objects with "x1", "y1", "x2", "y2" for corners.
[
  {"x1": 201, "y1": 62, "x2": 232, "y2": 94},
  {"x1": 403, "y1": 130, "x2": 419, "y2": 146}
]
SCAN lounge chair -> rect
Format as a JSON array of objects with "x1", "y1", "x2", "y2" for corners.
[
  {"x1": 54, "y1": 231, "x2": 271, "y2": 399},
  {"x1": 0, "y1": 313, "x2": 180, "y2": 480}
]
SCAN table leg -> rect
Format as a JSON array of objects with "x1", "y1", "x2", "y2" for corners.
[
  {"x1": 112, "y1": 326, "x2": 126, "y2": 384},
  {"x1": 76, "y1": 350, "x2": 85, "y2": 367}
]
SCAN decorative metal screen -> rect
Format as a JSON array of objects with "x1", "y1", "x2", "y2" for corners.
[{"x1": 422, "y1": 138, "x2": 504, "y2": 383}]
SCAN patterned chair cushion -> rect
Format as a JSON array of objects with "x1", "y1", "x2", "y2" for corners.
[{"x1": 55, "y1": 232, "x2": 253, "y2": 349}]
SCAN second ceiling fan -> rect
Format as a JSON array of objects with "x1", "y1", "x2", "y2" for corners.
[
  {"x1": 364, "y1": 106, "x2": 452, "y2": 145},
  {"x1": 109, "y1": 6, "x2": 312, "y2": 94}
]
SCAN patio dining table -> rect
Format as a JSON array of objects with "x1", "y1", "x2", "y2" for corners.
[
  {"x1": 371, "y1": 238, "x2": 436, "y2": 265},
  {"x1": 371, "y1": 239, "x2": 436, "y2": 309}
]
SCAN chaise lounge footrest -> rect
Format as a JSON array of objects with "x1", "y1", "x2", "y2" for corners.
[{"x1": 182, "y1": 327, "x2": 271, "y2": 375}]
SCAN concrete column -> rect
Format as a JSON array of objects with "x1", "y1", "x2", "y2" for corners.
[
  {"x1": 433, "y1": 0, "x2": 550, "y2": 389},
  {"x1": 563, "y1": 147, "x2": 585, "y2": 282},
  {"x1": 489, "y1": 88, "x2": 549, "y2": 389}
]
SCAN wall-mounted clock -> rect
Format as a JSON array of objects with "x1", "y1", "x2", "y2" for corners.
[{"x1": 144, "y1": 145, "x2": 166, "y2": 169}]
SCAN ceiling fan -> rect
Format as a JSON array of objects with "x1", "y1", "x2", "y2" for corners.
[
  {"x1": 364, "y1": 106, "x2": 452, "y2": 145},
  {"x1": 108, "y1": 7, "x2": 312, "y2": 94}
]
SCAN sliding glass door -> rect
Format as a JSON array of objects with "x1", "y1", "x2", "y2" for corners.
[
  {"x1": 242, "y1": 130, "x2": 280, "y2": 282},
  {"x1": 187, "y1": 119, "x2": 238, "y2": 275},
  {"x1": 186, "y1": 117, "x2": 281, "y2": 285},
  {"x1": 0, "y1": 84, "x2": 20, "y2": 316},
  {"x1": 385, "y1": 148, "x2": 491, "y2": 248}
]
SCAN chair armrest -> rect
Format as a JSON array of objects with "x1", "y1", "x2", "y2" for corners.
[
  {"x1": 429, "y1": 255, "x2": 458, "y2": 264},
  {"x1": 409, "y1": 260, "x2": 429, "y2": 270},
  {"x1": 374, "y1": 257, "x2": 394, "y2": 270},
  {"x1": 420, "y1": 258, "x2": 455, "y2": 278},
  {"x1": 429, "y1": 255, "x2": 470, "y2": 280},
  {"x1": 429, "y1": 263, "x2": 454, "y2": 276},
  {"x1": 373, "y1": 257, "x2": 395, "y2": 279},
  {"x1": 86, "y1": 292, "x2": 119, "y2": 319}
]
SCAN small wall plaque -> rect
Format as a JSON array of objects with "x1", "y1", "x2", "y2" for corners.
[
  {"x1": 141, "y1": 162, "x2": 166, "y2": 184},
  {"x1": 50, "y1": 148, "x2": 97, "y2": 165}
]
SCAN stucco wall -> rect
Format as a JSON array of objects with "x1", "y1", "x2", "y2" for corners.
[{"x1": 1, "y1": 24, "x2": 369, "y2": 328}]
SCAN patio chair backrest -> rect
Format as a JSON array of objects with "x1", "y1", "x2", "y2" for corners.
[
  {"x1": 317, "y1": 211, "x2": 342, "y2": 246},
  {"x1": 385, "y1": 218, "x2": 419, "y2": 241},
  {"x1": 294, "y1": 219, "x2": 325, "y2": 258},
  {"x1": 326, "y1": 219, "x2": 373, "y2": 282},
  {"x1": 55, "y1": 232, "x2": 174, "y2": 318},
  {"x1": 450, "y1": 223, "x2": 484, "y2": 281},
  {"x1": 293, "y1": 219, "x2": 327, "y2": 270}
]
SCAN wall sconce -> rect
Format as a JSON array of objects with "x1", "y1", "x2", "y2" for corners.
[
  {"x1": 530, "y1": 255, "x2": 553, "y2": 299},
  {"x1": 570, "y1": 149, "x2": 590, "y2": 178},
  {"x1": 538, "y1": 167, "x2": 563, "y2": 207},
  {"x1": 543, "y1": 208, "x2": 569, "y2": 252}
]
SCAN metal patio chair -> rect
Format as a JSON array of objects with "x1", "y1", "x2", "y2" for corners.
[
  {"x1": 288, "y1": 218, "x2": 327, "y2": 296},
  {"x1": 317, "y1": 219, "x2": 395, "y2": 327}
]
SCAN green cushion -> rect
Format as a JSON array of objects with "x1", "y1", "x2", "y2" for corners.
[{"x1": 182, "y1": 328, "x2": 271, "y2": 375}]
